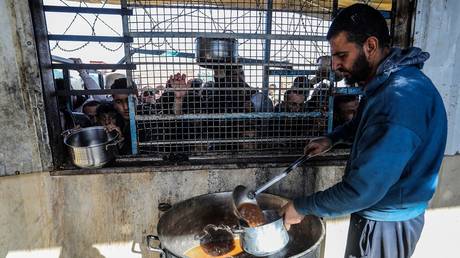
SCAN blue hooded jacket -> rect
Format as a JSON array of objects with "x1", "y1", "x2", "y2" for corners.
[{"x1": 294, "y1": 47, "x2": 447, "y2": 221}]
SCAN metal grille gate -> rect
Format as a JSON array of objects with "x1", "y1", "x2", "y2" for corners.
[{"x1": 128, "y1": 0, "x2": 334, "y2": 158}]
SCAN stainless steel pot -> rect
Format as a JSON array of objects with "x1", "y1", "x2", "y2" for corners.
[
  {"x1": 63, "y1": 126, "x2": 120, "y2": 168},
  {"x1": 239, "y1": 210, "x2": 289, "y2": 256},
  {"x1": 195, "y1": 37, "x2": 238, "y2": 68},
  {"x1": 146, "y1": 192, "x2": 325, "y2": 258}
]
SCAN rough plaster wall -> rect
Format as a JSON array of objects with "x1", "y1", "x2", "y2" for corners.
[
  {"x1": 0, "y1": 165, "x2": 328, "y2": 258},
  {"x1": 413, "y1": 0, "x2": 460, "y2": 155},
  {"x1": 430, "y1": 155, "x2": 460, "y2": 209},
  {"x1": 0, "y1": 0, "x2": 52, "y2": 175}
]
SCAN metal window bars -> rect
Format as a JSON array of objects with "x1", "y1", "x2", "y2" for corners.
[
  {"x1": 128, "y1": 0, "x2": 334, "y2": 158},
  {"x1": 40, "y1": 0, "x2": 391, "y2": 161}
]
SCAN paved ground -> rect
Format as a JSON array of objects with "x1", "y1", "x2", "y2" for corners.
[{"x1": 323, "y1": 206, "x2": 460, "y2": 258}]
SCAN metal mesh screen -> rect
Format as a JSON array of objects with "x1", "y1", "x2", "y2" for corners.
[{"x1": 127, "y1": 0, "x2": 333, "y2": 158}]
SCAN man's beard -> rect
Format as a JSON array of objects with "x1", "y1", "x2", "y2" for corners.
[{"x1": 340, "y1": 50, "x2": 372, "y2": 85}]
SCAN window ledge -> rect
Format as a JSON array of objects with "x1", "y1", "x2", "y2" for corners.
[{"x1": 51, "y1": 149, "x2": 349, "y2": 176}]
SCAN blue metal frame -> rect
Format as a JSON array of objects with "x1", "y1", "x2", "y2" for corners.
[
  {"x1": 51, "y1": 63, "x2": 135, "y2": 70},
  {"x1": 48, "y1": 34, "x2": 133, "y2": 43},
  {"x1": 268, "y1": 69, "x2": 316, "y2": 76},
  {"x1": 129, "y1": 31, "x2": 326, "y2": 41},
  {"x1": 128, "y1": 95, "x2": 138, "y2": 154},
  {"x1": 135, "y1": 111, "x2": 323, "y2": 121},
  {"x1": 262, "y1": 0, "x2": 274, "y2": 98},
  {"x1": 121, "y1": 0, "x2": 138, "y2": 155},
  {"x1": 43, "y1": 5, "x2": 133, "y2": 15}
]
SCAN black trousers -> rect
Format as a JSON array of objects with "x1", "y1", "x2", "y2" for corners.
[{"x1": 344, "y1": 213, "x2": 424, "y2": 258}]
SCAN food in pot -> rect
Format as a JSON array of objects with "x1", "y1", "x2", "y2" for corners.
[
  {"x1": 193, "y1": 224, "x2": 240, "y2": 257},
  {"x1": 237, "y1": 203, "x2": 266, "y2": 227},
  {"x1": 186, "y1": 239, "x2": 243, "y2": 258}
]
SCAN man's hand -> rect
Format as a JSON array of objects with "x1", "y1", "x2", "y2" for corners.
[
  {"x1": 304, "y1": 136, "x2": 332, "y2": 157},
  {"x1": 279, "y1": 201, "x2": 305, "y2": 231}
]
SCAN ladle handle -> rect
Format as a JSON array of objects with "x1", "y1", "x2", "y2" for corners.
[{"x1": 254, "y1": 155, "x2": 310, "y2": 196}]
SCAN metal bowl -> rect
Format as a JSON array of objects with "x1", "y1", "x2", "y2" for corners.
[
  {"x1": 240, "y1": 210, "x2": 289, "y2": 256},
  {"x1": 63, "y1": 126, "x2": 120, "y2": 169}
]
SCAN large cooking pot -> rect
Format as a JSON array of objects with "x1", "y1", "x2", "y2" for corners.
[
  {"x1": 146, "y1": 192, "x2": 325, "y2": 258},
  {"x1": 196, "y1": 37, "x2": 238, "y2": 68},
  {"x1": 63, "y1": 126, "x2": 120, "y2": 169}
]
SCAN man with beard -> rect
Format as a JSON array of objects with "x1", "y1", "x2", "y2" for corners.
[{"x1": 281, "y1": 4, "x2": 447, "y2": 258}]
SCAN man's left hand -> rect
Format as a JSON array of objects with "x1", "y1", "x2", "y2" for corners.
[{"x1": 279, "y1": 201, "x2": 305, "y2": 231}]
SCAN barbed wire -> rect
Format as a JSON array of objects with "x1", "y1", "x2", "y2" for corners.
[{"x1": 51, "y1": 0, "x2": 123, "y2": 53}]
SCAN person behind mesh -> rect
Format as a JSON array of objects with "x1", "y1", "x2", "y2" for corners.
[
  {"x1": 274, "y1": 88, "x2": 307, "y2": 113},
  {"x1": 333, "y1": 94, "x2": 359, "y2": 129},
  {"x1": 110, "y1": 78, "x2": 134, "y2": 155},
  {"x1": 210, "y1": 65, "x2": 258, "y2": 114},
  {"x1": 136, "y1": 74, "x2": 197, "y2": 158},
  {"x1": 81, "y1": 99, "x2": 100, "y2": 125},
  {"x1": 95, "y1": 102, "x2": 125, "y2": 143},
  {"x1": 54, "y1": 78, "x2": 91, "y2": 130}
]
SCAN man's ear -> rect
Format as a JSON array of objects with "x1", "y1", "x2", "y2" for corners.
[{"x1": 363, "y1": 36, "x2": 379, "y2": 59}]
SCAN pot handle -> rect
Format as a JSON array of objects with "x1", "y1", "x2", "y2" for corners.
[
  {"x1": 146, "y1": 235, "x2": 165, "y2": 257},
  {"x1": 61, "y1": 128, "x2": 79, "y2": 138},
  {"x1": 105, "y1": 138, "x2": 124, "y2": 151}
]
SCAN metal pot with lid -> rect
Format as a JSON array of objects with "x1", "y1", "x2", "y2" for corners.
[{"x1": 146, "y1": 192, "x2": 325, "y2": 258}]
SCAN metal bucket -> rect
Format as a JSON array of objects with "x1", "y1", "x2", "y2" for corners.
[
  {"x1": 239, "y1": 210, "x2": 289, "y2": 256},
  {"x1": 146, "y1": 192, "x2": 325, "y2": 258},
  {"x1": 63, "y1": 126, "x2": 120, "y2": 168}
]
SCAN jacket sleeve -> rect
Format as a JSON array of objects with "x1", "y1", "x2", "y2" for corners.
[{"x1": 294, "y1": 122, "x2": 421, "y2": 218}]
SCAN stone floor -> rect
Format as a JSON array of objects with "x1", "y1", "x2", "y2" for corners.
[{"x1": 323, "y1": 206, "x2": 460, "y2": 258}]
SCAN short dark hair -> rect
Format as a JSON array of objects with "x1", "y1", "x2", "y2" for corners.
[
  {"x1": 111, "y1": 78, "x2": 127, "y2": 89},
  {"x1": 327, "y1": 4, "x2": 390, "y2": 48},
  {"x1": 292, "y1": 76, "x2": 309, "y2": 89},
  {"x1": 96, "y1": 102, "x2": 118, "y2": 117},
  {"x1": 110, "y1": 78, "x2": 137, "y2": 90}
]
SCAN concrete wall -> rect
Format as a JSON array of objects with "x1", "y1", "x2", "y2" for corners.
[
  {"x1": 413, "y1": 0, "x2": 460, "y2": 155},
  {"x1": 0, "y1": 0, "x2": 52, "y2": 176},
  {"x1": 0, "y1": 165, "x2": 333, "y2": 258}
]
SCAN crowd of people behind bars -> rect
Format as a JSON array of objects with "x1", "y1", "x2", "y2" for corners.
[{"x1": 57, "y1": 56, "x2": 359, "y2": 158}]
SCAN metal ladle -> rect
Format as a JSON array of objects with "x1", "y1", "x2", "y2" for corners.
[{"x1": 232, "y1": 154, "x2": 318, "y2": 222}]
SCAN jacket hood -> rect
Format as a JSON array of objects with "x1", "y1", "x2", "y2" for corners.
[{"x1": 364, "y1": 47, "x2": 430, "y2": 96}]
